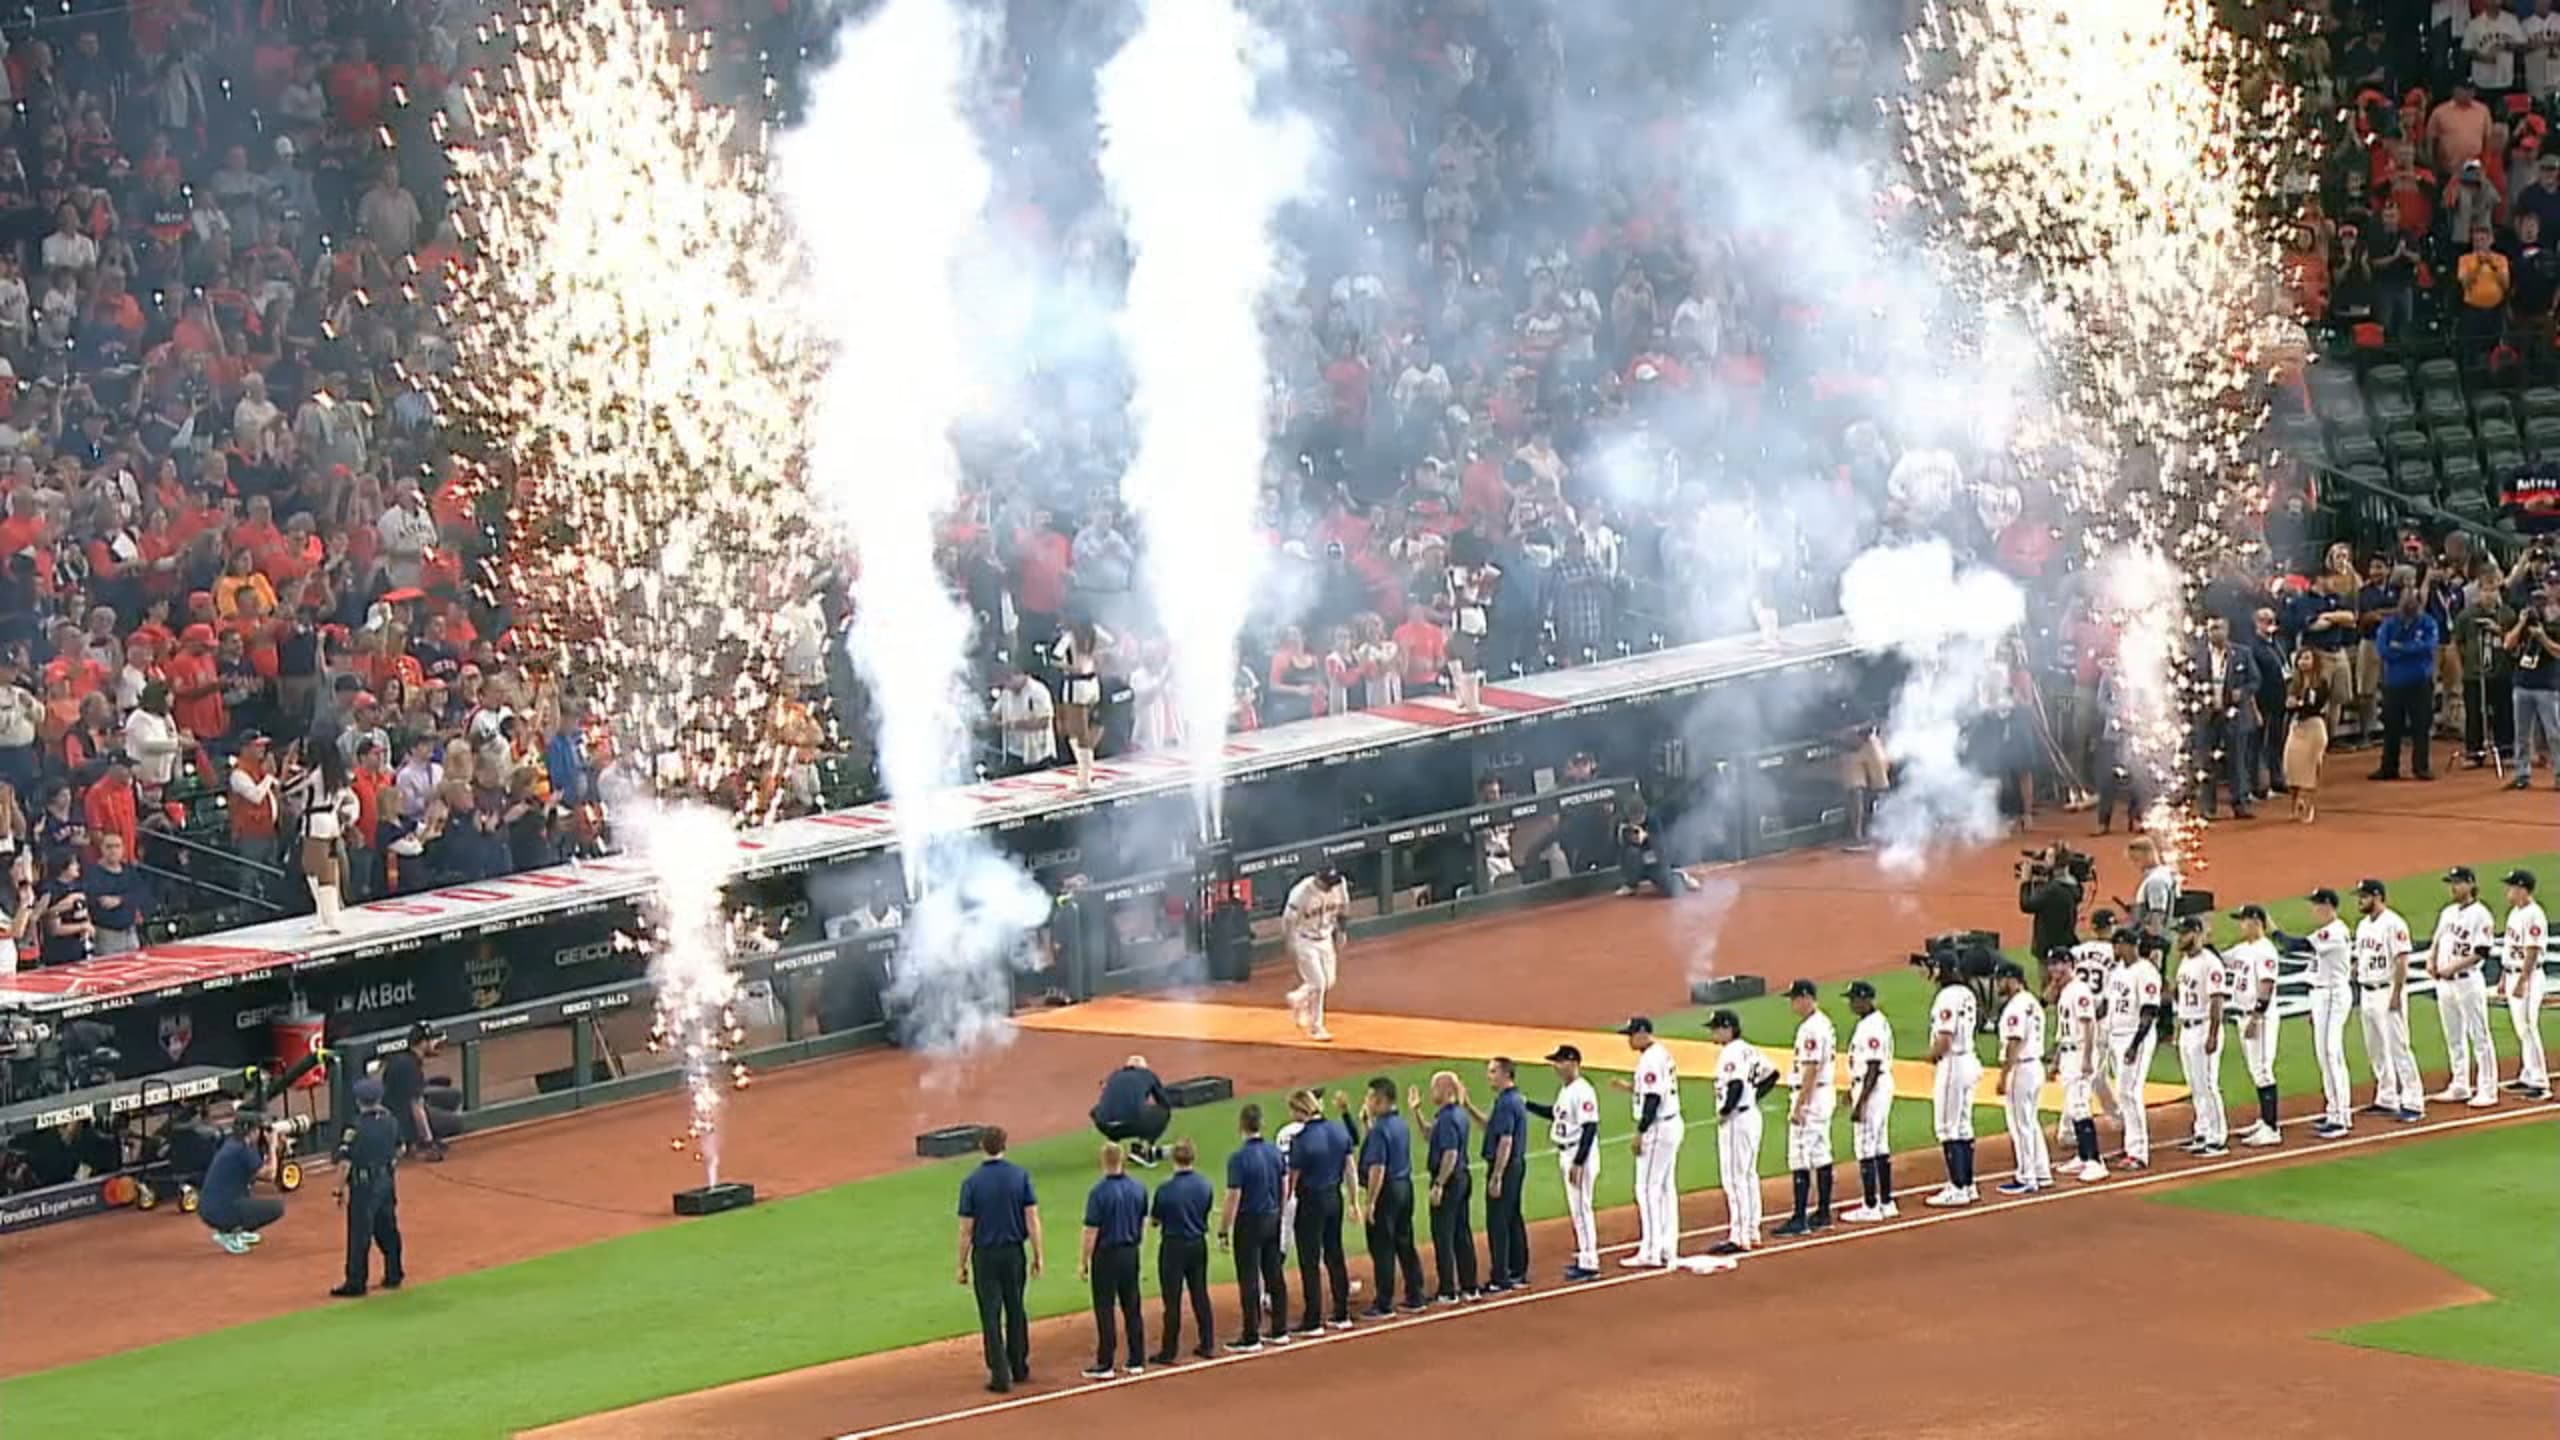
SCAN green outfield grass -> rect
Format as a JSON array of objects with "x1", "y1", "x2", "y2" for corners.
[
  {"x1": 2160, "y1": 1118, "x2": 2560, "y2": 1377},
  {"x1": 6, "y1": 846, "x2": 2554, "y2": 1437}
]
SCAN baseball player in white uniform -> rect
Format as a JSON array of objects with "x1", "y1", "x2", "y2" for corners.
[
  {"x1": 2302, "y1": 889, "x2": 2357, "y2": 1137},
  {"x1": 1282, "y1": 867, "x2": 1349, "y2": 1042},
  {"x1": 1840, "y1": 980, "x2": 1899, "y2": 1220},
  {"x1": 1612, "y1": 1016, "x2": 1683, "y2": 1268},
  {"x1": 2352, "y1": 878, "x2": 2425, "y2": 1123},
  {"x1": 2426, "y1": 867, "x2": 2499, "y2": 1107},
  {"x1": 1775, "y1": 979, "x2": 1838, "y2": 1235},
  {"x1": 2223, "y1": 904, "x2": 2285, "y2": 1146},
  {"x1": 1275, "y1": 1091, "x2": 1312, "y2": 1258},
  {"x1": 1527, "y1": 1044, "x2": 1603, "y2": 1279},
  {"x1": 2500, "y1": 870, "x2": 2551, "y2": 1100},
  {"x1": 1705, "y1": 1008, "x2": 1779, "y2": 1255},
  {"x1": 1993, "y1": 961, "x2": 2052, "y2": 1194},
  {"x1": 2103, "y1": 934, "x2": 2165, "y2": 1170},
  {"x1": 2169, "y1": 916, "x2": 2230, "y2": 1156},
  {"x1": 2046, "y1": 946, "x2": 2106, "y2": 1181},
  {"x1": 1925, "y1": 954, "x2": 1983, "y2": 1206}
]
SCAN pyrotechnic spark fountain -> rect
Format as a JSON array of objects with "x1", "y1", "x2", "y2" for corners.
[
  {"x1": 1097, "y1": 0, "x2": 1310, "y2": 834},
  {"x1": 435, "y1": 0, "x2": 819, "y2": 1175},
  {"x1": 1902, "y1": 0, "x2": 2308, "y2": 867}
]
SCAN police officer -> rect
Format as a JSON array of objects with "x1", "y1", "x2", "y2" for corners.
[
  {"x1": 1218, "y1": 1103, "x2": 1288, "y2": 1351},
  {"x1": 955, "y1": 1127, "x2": 1043, "y2": 1395},
  {"x1": 1090, "y1": 1054, "x2": 1173, "y2": 1166},
  {"x1": 1354, "y1": 1076, "x2": 1428, "y2": 1315},
  {"x1": 330, "y1": 1077, "x2": 405, "y2": 1297},
  {"x1": 1078, "y1": 1143, "x2": 1149, "y2": 1379},
  {"x1": 1283, "y1": 1089, "x2": 1355, "y2": 1334},
  {"x1": 1146, "y1": 1137, "x2": 1217, "y2": 1366}
]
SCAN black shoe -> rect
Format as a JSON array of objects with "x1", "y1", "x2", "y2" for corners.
[
  {"x1": 2413, "y1": 771, "x2": 2435, "y2": 781},
  {"x1": 987, "y1": 1378, "x2": 1011, "y2": 1395},
  {"x1": 2367, "y1": 770, "x2": 2399, "y2": 781},
  {"x1": 1012, "y1": 1365, "x2": 1030, "y2": 1383},
  {"x1": 1292, "y1": 1321, "x2": 1323, "y2": 1336},
  {"x1": 1081, "y1": 1365, "x2": 1116, "y2": 1381},
  {"x1": 1192, "y1": 1344, "x2": 1217, "y2": 1360},
  {"x1": 1808, "y1": 1212, "x2": 1833, "y2": 1231},
  {"x1": 382, "y1": 1275, "x2": 403, "y2": 1291},
  {"x1": 1479, "y1": 1280, "x2": 1513, "y2": 1295},
  {"x1": 2230, "y1": 807, "x2": 2255, "y2": 819},
  {"x1": 328, "y1": 1284, "x2": 365, "y2": 1299},
  {"x1": 1229, "y1": 1336, "x2": 1264, "y2": 1353},
  {"x1": 1707, "y1": 1241, "x2": 1745, "y2": 1256},
  {"x1": 1147, "y1": 1351, "x2": 1177, "y2": 1367},
  {"x1": 1361, "y1": 1303, "x2": 1397, "y2": 1319},
  {"x1": 1772, "y1": 1216, "x2": 1810, "y2": 1237}
]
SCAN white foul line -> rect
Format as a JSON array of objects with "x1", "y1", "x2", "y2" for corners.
[{"x1": 833, "y1": 1102, "x2": 2553, "y2": 1439}]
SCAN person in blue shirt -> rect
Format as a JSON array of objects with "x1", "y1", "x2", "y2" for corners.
[
  {"x1": 1408, "y1": 1070, "x2": 1480, "y2": 1301},
  {"x1": 955, "y1": 1127, "x2": 1044, "y2": 1395},
  {"x1": 198, "y1": 1113, "x2": 284, "y2": 1254},
  {"x1": 1219, "y1": 1103, "x2": 1289, "y2": 1351},
  {"x1": 1146, "y1": 1137, "x2": 1217, "y2": 1365},
  {"x1": 1469, "y1": 1057, "x2": 1532, "y2": 1292},
  {"x1": 1078, "y1": 1143, "x2": 1150, "y2": 1380},
  {"x1": 1353, "y1": 1075, "x2": 1427, "y2": 1315},
  {"x1": 1282, "y1": 1088, "x2": 1355, "y2": 1333},
  {"x1": 84, "y1": 831, "x2": 149, "y2": 954},
  {"x1": 2372, "y1": 584, "x2": 2441, "y2": 782}
]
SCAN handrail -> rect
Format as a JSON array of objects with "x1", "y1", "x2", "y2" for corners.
[
  {"x1": 2306, "y1": 454, "x2": 2520, "y2": 561},
  {"x1": 130, "y1": 858, "x2": 288, "y2": 916},
  {"x1": 143, "y1": 825, "x2": 288, "y2": 880}
]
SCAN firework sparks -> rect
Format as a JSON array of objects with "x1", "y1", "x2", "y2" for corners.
[
  {"x1": 1902, "y1": 0, "x2": 2308, "y2": 862},
  {"x1": 436, "y1": 0, "x2": 820, "y2": 1174},
  {"x1": 435, "y1": 0, "x2": 820, "y2": 814}
]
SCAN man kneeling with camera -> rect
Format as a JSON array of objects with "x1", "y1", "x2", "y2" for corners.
[{"x1": 200, "y1": 1111, "x2": 298, "y2": 1254}]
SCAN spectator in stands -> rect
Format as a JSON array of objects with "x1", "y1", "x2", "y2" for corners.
[
  {"x1": 2428, "y1": 80, "x2": 2495, "y2": 180},
  {"x1": 2455, "y1": 223, "x2": 2512, "y2": 357},
  {"x1": 992, "y1": 664, "x2": 1057, "y2": 775},
  {"x1": 2509, "y1": 598, "x2": 2560, "y2": 785},
  {"x1": 122, "y1": 682, "x2": 187, "y2": 795},
  {"x1": 37, "y1": 849, "x2": 92, "y2": 968},
  {"x1": 227, "y1": 734, "x2": 282, "y2": 900},
  {"x1": 2373, "y1": 585, "x2": 2442, "y2": 781},
  {"x1": 87, "y1": 831, "x2": 147, "y2": 954}
]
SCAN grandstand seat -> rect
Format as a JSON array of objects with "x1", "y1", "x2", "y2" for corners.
[
  {"x1": 2422, "y1": 387, "x2": 2468, "y2": 424},
  {"x1": 2391, "y1": 458, "x2": 2440, "y2": 495},
  {"x1": 2527, "y1": 414, "x2": 2560, "y2": 454},
  {"x1": 2487, "y1": 447, "x2": 2527, "y2": 479},
  {"x1": 2431, "y1": 422, "x2": 2478, "y2": 461},
  {"x1": 2353, "y1": 492, "x2": 2401, "y2": 544},
  {"x1": 2441, "y1": 453, "x2": 2485, "y2": 493},
  {"x1": 2446, "y1": 487, "x2": 2495, "y2": 523},
  {"x1": 2364, "y1": 361, "x2": 2412, "y2": 401},
  {"x1": 2369, "y1": 391, "x2": 2417, "y2": 429},
  {"x1": 2480, "y1": 416, "x2": 2521, "y2": 452},
  {"x1": 2342, "y1": 463, "x2": 2393, "y2": 494},
  {"x1": 2275, "y1": 415, "x2": 2324, "y2": 462},
  {"x1": 2417, "y1": 356, "x2": 2462, "y2": 389},
  {"x1": 2385, "y1": 429, "x2": 2432, "y2": 468},
  {"x1": 2521, "y1": 385, "x2": 2560, "y2": 421},
  {"x1": 2472, "y1": 392, "x2": 2517, "y2": 426},
  {"x1": 2308, "y1": 367, "x2": 2358, "y2": 412},
  {"x1": 2332, "y1": 432, "x2": 2384, "y2": 468}
]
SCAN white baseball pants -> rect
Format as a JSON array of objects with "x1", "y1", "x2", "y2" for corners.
[
  {"x1": 1634, "y1": 1117, "x2": 1683, "y2": 1263},
  {"x1": 2240, "y1": 1009, "x2": 2279, "y2": 1089},
  {"x1": 2003, "y1": 1059, "x2": 2049, "y2": 1185},
  {"x1": 1286, "y1": 938, "x2": 1336, "y2": 1033},
  {"x1": 1786, "y1": 1105, "x2": 1835, "y2": 1171},
  {"x1": 1718, "y1": 1107, "x2": 1763, "y2": 1247},
  {"x1": 2055, "y1": 1051, "x2": 2094, "y2": 1123},
  {"x1": 2177, "y1": 1024, "x2": 2226, "y2": 1146},
  {"x1": 1931, "y1": 1057, "x2": 1979, "y2": 1141},
  {"x1": 1850, "y1": 1087, "x2": 1894, "y2": 1160},
  {"x1": 2358, "y1": 991, "x2": 2423, "y2": 1114},
  {"x1": 1559, "y1": 1150, "x2": 1599, "y2": 1270},
  {"x1": 2307, "y1": 986, "x2": 2353, "y2": 1127},
  {"x1": 2434, "y1": 973, "x2": 2497, "y2": 1098},
  {"x1": 2509, "y1": 970, "x2": 2550, "y2": 1091},
  {"x1": 2112, "y1": 1032, "x2": 2159, "y2": 1162}
]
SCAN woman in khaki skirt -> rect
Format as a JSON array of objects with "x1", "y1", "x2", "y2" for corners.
[{"x1": 2281, "y1": 647, "x2": 2333, "y2": 823}]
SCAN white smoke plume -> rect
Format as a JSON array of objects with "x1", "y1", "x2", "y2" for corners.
[
  {"x1": 886, "y1": 844, "x2": 1057, "y2": 1053},
  {"x1": 1095, "y1": 0, "x2": 1311, "y2": 833},
  {"x1": 782, "y1": 0, "x2": 1047, "y2": 1053},
  {"x1": 1839, "y1": 539, "x2": 2025, "y2": 873},
  {"x1": 622, "y1": 798, "x2": 745, "y2": 1186}
]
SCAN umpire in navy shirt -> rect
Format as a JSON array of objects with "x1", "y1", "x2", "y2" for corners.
[
  {"x1": 1283, "y1": 1088, "x2": 1355, "y2": 1333},
  {"x1": 1146, "y1": 1137, "x2": 1217, "y2": 1364},
  {"x1": 1409, "y1": 1071, "x2": 1480, "y2": 1301},
  {"x1": 1078, "y1": 1143, "x2": 1149, "y2": 1379},
  {"x1": 1472, "y1": 1057, "x2": 1531, "y2": 1292},
  {"x1": 1354, "y1": 1076, "x2": 1428, "y2": 1314},
  {"x1": 1219, "y1": 1103, "x2": 1289, "y2": 1351},
  {"x1": 956, "y1": 1127, "x2": 1044, "y2": 1394},
  {"x1": 1090, "y1": 1054, "x2": 1174, "y2": 1166}
]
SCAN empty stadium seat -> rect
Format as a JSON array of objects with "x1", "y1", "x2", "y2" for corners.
[
  {"x1": 2385, "y1": 429, "x2": 2432, "y2": 467},
  {"x1": 2365, "y1": 361, "x2": 2412, "y2": 400},
  {"x1": 2487, "y1": 447, "x2": 2527, "y2": 478},
  {"x1": 2521, "y1": 385, "x2": 2560, "y2": 420},
  {"x1": 2342, "y1": 462, "x2": 2393, "y2": 493},
  {"x1": 2333, "y1": 432, "x2": 2384, "y2": 468},
  {"x1": 2392, "y1": 458, "x2": 2440, "y2": 494},
  {"x1": 2422, "y1": 387, "x2": 2468, "y2": 424},
  {"x1": 2526, "y1": 414, "x2": 2560, "y2": 454},
  {"x1": 2441, "y1": 453, "x2": 2485, "y2": 492},
  {"x1": 2369, "y1": 391, "x2": 2418, "y2": 429},
  {"x1": 2431, "y1": 423, "x2": 2478, "y2": 461},
  {"x1": 2417, "y1": 356, "x2": 2461, "y2": 388},
  {"x1": 2473, "y1": 392, "x2": 2517, "y2": 426}
]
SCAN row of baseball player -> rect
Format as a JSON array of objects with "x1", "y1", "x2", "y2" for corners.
[{"x1": 1595, "y1": 866, "x2": 2551, "y2": 1267}]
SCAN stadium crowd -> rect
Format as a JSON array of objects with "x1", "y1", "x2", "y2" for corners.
[{"x1": 0, "y1": 0, "x2": 2553, "y2": 974}]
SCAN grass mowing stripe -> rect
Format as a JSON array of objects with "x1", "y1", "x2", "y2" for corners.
[{"x1": 2159, "y1": 1117, "x2": 2560, "y2": 1377}]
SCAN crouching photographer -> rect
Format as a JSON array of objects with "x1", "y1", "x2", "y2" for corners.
[
  {"x1": 200, "y1": 1111, "x2": 305, "y2": 1254},
  {"x1": 2017, "y1": 844, "x2": 2094, "y2": 957}
]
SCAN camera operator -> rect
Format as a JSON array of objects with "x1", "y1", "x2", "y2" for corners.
[
  {"x1": 2016, "y1": 844, "x2": 2087, "y2": 958},
  {"x1": 2505, "y1": 600, "x2": 2560, "y2": 787},
  {"x1": 199, "y1": 1112, "x2": 287, "y2": 1255}
]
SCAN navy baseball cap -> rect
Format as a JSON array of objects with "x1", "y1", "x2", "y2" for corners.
[
  {"x1": 1843, "y1": 980, "x2": 1878, "y2": 1001},
  {"x1": 2175, "y1": 914, "x2": 2206, "y2": 933},
  {"x1": 352, "y1": 1077, "x2": 385, "y2": 1105},
  {"x1": 1544, "y1": 1043, "x2": 1583, "y2": 1063},
  {"x1": 2506, "y1": 869, "x2": 2539, "y2": 891},
  {"x1": 1704, "y1": 1008, "x2": 1742, "y2": 1034},
  {"x1": 1994, "y1": 960, "x2": 2026, "y2": 981},
  {"x1": 2087, "y1": 907, "x2": 2118, "y2": 928},
  {"x1": 2111, "y1": 927, "x2": 2141, "y2": 946},
  {"x1": 2444, "y1": 866, "x2": 2477, "y2": 885},
  {"x1": 1784, "y1": 978, "x2": 1819, "y2": 999},
  {"x1": 1616, "y1": 1016, "x2": 1654, "y2": 1036},
  {"x1": 2229, "y1": 904, "x2": 2269, "y2": 923},
  {"x1": 2307, "y1": 887, "x2": 2341, "y2": 907},
  {"x1": 2355, "y1": 878, "x2": 2388, "y2": 898}
]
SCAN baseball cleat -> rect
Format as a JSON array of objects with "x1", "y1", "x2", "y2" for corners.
[
  {"x1": 2312, "y1": 1121, "x2": 2348, "y2": 1139},
  {"x1": 2194, "y1": 1143, "x2": 2229, "y2": 1157},
  {"x1": 1807, "y1": 1213, "x2": 1833, "y2": 1231},
  {"x1": 1563, "y1": 1266, "x2": 1601, "y2": 1282},
  {"x1": 1309, "y1": 1030, "x2": 1335, "y2": 1043},
  {"x1": 1996, "y1": 1180, "x2": 2038, "y2": 1196},
  {"x1": 2428, "y1": 1087, "x2": 2469, "y2": 1104},
  {"x1": 1923, "y1": 1187, "x2": 1970, "y2": 1207},
  {"x1": 2526, "y1": 1088, "x2": 2553, "y2": 1101},
  {"x1": 2502, "y1": 1080, "x2": 2534, "y2": 1093},
  {"x1": 1360, "y1": 1304, "x2": 1396, "y2": 1320},
  {"x1": 2114, "y1": 1156, "x2": 2149, "y2": 1171},
  {"x1": 1771, "y1": 1217, "x2": 1811, "y2": 1237},
  {"x1": 1706, "y1": 1241, "x2": 1745, "y2": 1256},
  {"x1": 1836, "y1": 1205, "x2": 1878, "y2": 1222},
  {"x1": 2242, "y1": 1126, "x2": 2283, "y2": 1147},
  {"x1": 1877, "y1": 1201, "x2": 1900, "y2": 1218},
  {"x1": 2396, "y1": 1109, "x2": 2424, "y2": 1123},
  {"x1": 2466, "y1": 1094, "x2": 2498, "y2": 1109},
  {"x1": 2076, "y1": 1161, "x2": 2108, "y2": 1182},
  {"x1": 1617, "y1": 1253, "x2": 1657, "y2": 1269}
]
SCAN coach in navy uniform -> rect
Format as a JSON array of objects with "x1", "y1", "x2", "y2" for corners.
[
  {"x1": 1146, "y1": 1137, "x2": 1217, "y2": 1365},
  {"x1": 1090, "y1": 1054, "x2": 1174, "y2": 1166},
  {"x1": 956, "y1": 1127, "x2": 1044, "y2": 1394},
  {"x1": 1283, "y1": 1088, "x2": 1355, "y2": 1333},
  {"x1": 1218, "y1": 1104, "x2": 1289, "y2": 1351},
  {"x1": 1476, "y1": 1058, "x2": 1531, "y2": 1291},
  {"x1": 1355, "y1": 1076, "x2": 1428, "y2": 1314},
  {"x1": 1079, "y1": 1143, "x2": 1149, "y2": 1379}
]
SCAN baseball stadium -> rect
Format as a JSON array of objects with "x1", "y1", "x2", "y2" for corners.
[{"x1": 3, "y1": 0, "x2": 2560, "y2": 1438}]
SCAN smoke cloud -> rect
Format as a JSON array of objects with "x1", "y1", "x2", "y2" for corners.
[
  {"x1": 619, "y1": 795, "x2": 746, "y2": 1186},
  {"x1": 1839, "y1": 539, "x2": 2025, "y2": 873},
  {"x1": 1095, "y1": 0, "x2": 1311, "y2": 831}
]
